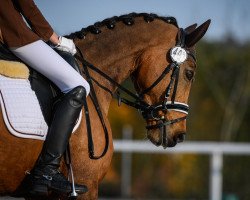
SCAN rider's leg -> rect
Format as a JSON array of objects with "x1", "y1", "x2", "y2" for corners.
[
  {"x1": 11, "y1": 40, "x2": 89, "y2": 195},
  {"x1": 10, "y1": 40, "x2": 90, "y2": 94},
  {"x1": 30, "y1": 86, "x2": 87, "y2": 195}
]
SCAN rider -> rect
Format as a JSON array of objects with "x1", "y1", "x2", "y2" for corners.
[{"x1": 0, "y1": 0, "x2": 89, "y2": 196}]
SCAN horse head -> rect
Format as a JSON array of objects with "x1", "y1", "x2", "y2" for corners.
[
  {"x1": 132, "y1": 20, "x2": 211, "y2": 148},
  {"x1": 72, "y1": 13, "x2": 210, "y2": 150}
]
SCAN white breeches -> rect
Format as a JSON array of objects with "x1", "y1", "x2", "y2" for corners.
[{"x1": 10, "y1": 40, "x2": 90, "y2": 95}]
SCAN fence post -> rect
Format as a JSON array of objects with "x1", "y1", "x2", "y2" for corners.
[
  {"x1": 210, "y1": 151, "x2": 223, "y2": 200},
  {"x1": 121, "y1": 125, "x2": 133, "y2": 198}
]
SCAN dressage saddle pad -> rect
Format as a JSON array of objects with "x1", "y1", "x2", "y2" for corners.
[
  {"x1": 0, "y1": 74, "x2": 48, "y2": 139},
  {"x1": 0, "y1": 60, "x2": 82, "y2": 140}
]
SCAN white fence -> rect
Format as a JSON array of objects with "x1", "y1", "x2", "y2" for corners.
[{"x1": 113, "y1": 137, "x2": 250, "y2": 200}]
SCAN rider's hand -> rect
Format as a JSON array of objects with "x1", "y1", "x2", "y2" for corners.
[{"x1": 55, "y1": 36, "x2": 77, "y2": 55}]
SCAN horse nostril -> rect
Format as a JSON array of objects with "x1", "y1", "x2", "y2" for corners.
[{"x1": 176, "y1": 133, "x2": 186, "y2": 143}]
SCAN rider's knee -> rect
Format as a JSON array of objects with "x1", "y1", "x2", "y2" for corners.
[
  {"x1": 72, "y1": 75, "x2": 90, "y2": 96},
  {"x1": 68, "y1": 86, "x2": 87, "y2": 107}
]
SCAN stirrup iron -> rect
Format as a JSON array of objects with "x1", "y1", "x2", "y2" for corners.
[{"x1": 65, "y1": 144, "x2": 78, "y2": 199}]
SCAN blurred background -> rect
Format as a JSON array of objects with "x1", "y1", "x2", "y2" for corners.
[{"x1": 31, "y1": 1, "x2": 250, "y2": 199}]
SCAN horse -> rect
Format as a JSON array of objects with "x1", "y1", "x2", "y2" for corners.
[{"x1": 0, "y1": 13, "x2": 210, "y2": 200}]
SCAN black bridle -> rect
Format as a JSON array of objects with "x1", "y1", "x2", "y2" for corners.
[
  {"x1": 75, "y1": 28, "x2": 196, "y2": 158},
  {"x1": 139, "y1": 28, "x2": 196, "y2": 130}
]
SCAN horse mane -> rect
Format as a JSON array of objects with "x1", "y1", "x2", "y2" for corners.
[{"x1": 66, "y1": 12, "x2": 178, "y2": 39}]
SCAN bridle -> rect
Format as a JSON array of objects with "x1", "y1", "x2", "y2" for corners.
[
  {"x1": 75, "y1": 28, "x2": 196, "y2": 158},
  {"x1": 139, "y1": 28, "x2": 196, "y2": 130}
]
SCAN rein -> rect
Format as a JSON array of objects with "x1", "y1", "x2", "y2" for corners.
[
  {"x1": 75, "y1": 49, "x2": 109, "y2": 160},
  {"x1": 75, "y1": 28, "x2": 196, "y2": 157}
]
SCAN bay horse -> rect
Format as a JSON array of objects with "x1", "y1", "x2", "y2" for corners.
[{"x1": 0, "y1": 13, "x2": 210, "y2": 200}]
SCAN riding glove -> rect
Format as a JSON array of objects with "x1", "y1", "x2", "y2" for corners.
[{"x1": 55, "y1": 36, "x2": 77, "y2": 55}]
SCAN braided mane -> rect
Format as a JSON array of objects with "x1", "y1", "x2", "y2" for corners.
[{"x1": 67, "y1": 12, "x2": 178, "y2": 39}]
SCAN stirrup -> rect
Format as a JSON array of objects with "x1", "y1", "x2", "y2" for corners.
[{"x1": 65, "y1": 144, "x2": 78, "y2": 198}]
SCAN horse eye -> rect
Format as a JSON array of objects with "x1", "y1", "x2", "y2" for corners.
[{"x1": 185, "y1": 69, "x2": 194, "y2": 81}]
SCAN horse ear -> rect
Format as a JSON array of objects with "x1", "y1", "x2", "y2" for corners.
[
  {"x1": 185, "y1": 19, "x2": 211, "y2": 47},
  {"x1": 184, "y1": 23, "x2": 197, "y2": 34}
]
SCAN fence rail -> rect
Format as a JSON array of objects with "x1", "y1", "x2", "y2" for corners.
[
  {"x1": 113, "y1": 139, "x2": 250, "y2": 200},
  {"x1": 114, "y1": 140, "x2": 250, "y2": 155}
]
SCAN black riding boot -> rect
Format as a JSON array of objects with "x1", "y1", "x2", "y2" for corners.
[{"x1": 29, "y1": 86, "x2": 88, "y2": 196}]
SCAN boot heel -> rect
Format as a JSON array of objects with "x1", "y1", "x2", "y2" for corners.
[{"x1": 30, "y1": 184, "x2": 49, "y2": 196}]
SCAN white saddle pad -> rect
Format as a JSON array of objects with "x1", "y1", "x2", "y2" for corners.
[{"x1": 0, "y1": 75, "x2": 81, "y2": 140}]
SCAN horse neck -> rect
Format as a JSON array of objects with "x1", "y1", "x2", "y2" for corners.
[{"x1": 74, "y1": 17, "x2": 177, "y2": 113}]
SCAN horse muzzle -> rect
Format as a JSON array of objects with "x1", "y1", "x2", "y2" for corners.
[{"x1": 146, "y1": 119, "x2": 186, "y2": 148}]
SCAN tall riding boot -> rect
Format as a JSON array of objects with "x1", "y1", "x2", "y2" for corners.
[{"x1": 29, "y1": 86, "x2": 88, "y2": 196}]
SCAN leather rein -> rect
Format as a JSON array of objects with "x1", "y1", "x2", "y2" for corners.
[{"x1": 75, "y1": 28, "x2": 196, "y2": 159}]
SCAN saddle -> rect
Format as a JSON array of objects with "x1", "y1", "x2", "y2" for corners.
[{"x1": 0, "y1": 42, "x2": 82, "y2": 140}]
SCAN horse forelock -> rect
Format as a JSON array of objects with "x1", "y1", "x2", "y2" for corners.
[{"x1": 66, "y1": 13, "x2": 178, "y2": 39}]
